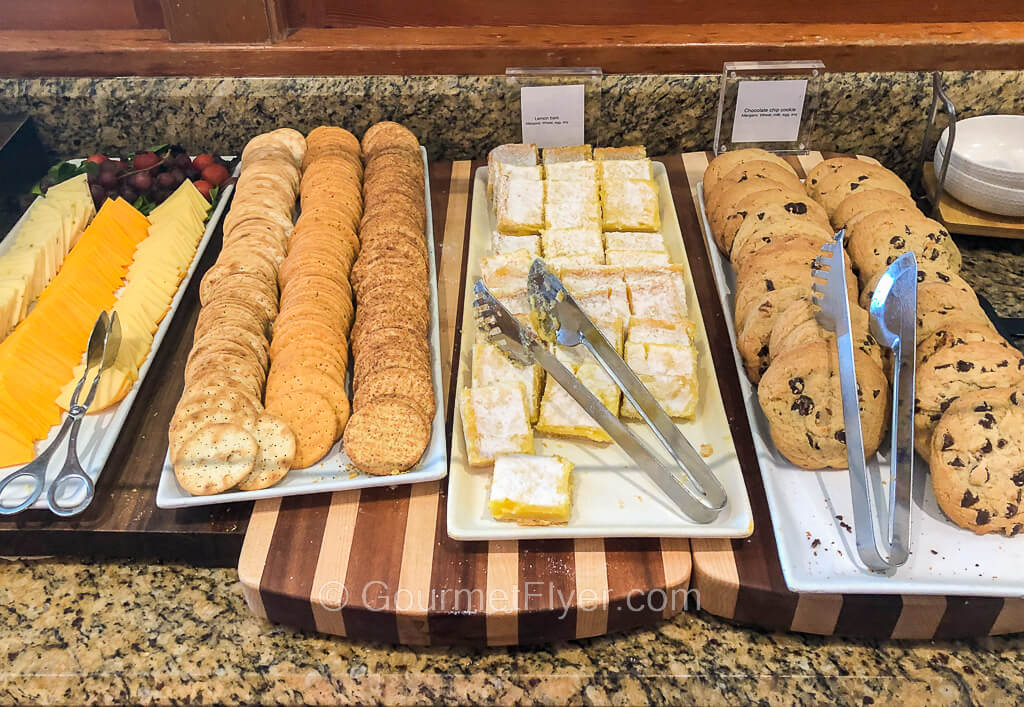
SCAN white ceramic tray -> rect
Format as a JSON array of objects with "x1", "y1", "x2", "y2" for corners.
[
  {"x1": 0, "y1": 165, "x2": 236, "y2": 512},
  {"x1": 446, "y1": 161, "x2": 754, "y2": 541},
  {"x1": 157, "y1": 147, "x2": 447, "y2": 509},
  {"x1": 692, "y1": 161, "x2": 1024, "y2": 597}
]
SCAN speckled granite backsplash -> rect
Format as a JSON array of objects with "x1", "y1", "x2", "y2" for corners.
[{"x1": 1, "y1": 71, "x2": 1022, "y2": 181}]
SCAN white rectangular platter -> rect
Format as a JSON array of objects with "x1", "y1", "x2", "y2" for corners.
[
  {"x1": 446, "y1": 160, "x2": 754, "y2": 541},
  {"x1": 687, "y1": 151, "x2": 1024, "y2": 597},
  {"x1": 157, "y1": 146, "x2": 447, "y2": 509},
  {"x1": 0, "y1": 167, "x2": 236, "y2": 511}
]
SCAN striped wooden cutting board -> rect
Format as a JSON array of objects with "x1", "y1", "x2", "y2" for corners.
[
  {"x1": 238, "y1": 154, "x2": 1024, "y2": 644},
  {"x1": 237, "y1": 160, "x2": 693, "y2": 646}
]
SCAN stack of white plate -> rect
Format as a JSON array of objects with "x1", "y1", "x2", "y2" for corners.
[{"x1": 933, "y1": 114, "x2": 1024, "y2": 217}]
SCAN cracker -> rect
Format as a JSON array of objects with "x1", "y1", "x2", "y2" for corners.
[
  {"x1": 342, "y1": 396, "x2": 429, "y2": 475},
  {"x1": 265, "y1": 391, "x2": 338, "y2": 469},
  {"x1": 172, "y1": 422, "x2": 259, "y2": 495},
  {"x1": 235, "y1": 413, "x2": 298, "y2": 491}
]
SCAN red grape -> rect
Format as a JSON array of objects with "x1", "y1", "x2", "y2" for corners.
[
  {"x1": 156, "y1": 172, "x2": 176, "y2": 189},
  {"x1": 133, "y1": 151, "x2": 161, "y2": 171},
  {"x1": 130, "y1": 171, "x2": 153, "y2": 191},
  {"x1": 99, "y1": 171, "x2": 118, "y2": 189},
  {"x1": 89, "y1": 184, "x2": 106, "y2": 207}
]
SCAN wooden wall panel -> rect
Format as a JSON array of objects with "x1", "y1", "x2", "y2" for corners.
[
  {"x1": 0, "y1": 0, "x2": 164, "y2": 30},
  {"x1": 3, "y1": 24, "x2": 1024, "y2": 76},
  {"x1": 160, "y1": 0, "x2": 286, "y2": 42},
  {"x1": 286, "y1": 0, "x2": 1024, "y2": 28}
]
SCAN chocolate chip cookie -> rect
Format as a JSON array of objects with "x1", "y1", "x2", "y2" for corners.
[
  {"x1": 847, "y1": 209, "x2": 961, "y2": 286},
  {"x1": 930, "y1": 386, "x2": 1024, "y2": 536},
  {"x1": 831, "y1": 188, "x2": 918, "y2": 232},
  {"x1": 758, "y1": 340, "x2": 890, "y2": 469},
  {"x1": 914, "y1": 342, "x2": 1024, "y2": 461},
  {"x1": 703, "y1": 148, "x2": 797, "y2": 199},
  {"x1": 768, "y1": 296, "x2": 886, "y2": 372}
]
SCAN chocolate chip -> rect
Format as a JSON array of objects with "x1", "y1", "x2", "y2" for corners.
[
  {"x1": 929, "y1": 250, "x2": 941, "y2": 261},
  {"x1": 939, "y1": 399, "x2": 953, "y2": 413},
  {"x1": 998, "y1": 439, "x2": 1008, "y2": 449},
  {"x1": 757, "y1": 211, "x2": 766, "y2": 221},
  {"x1": 1007, "y1": 504, "x2": 1019, "y2": 519},
  {"x1": 886, "y1": 255, "x2": 896, "y2": 265},
  {"x1": 1013, "y1": 392, "x2": 1021, "y2": 406},
  {"x1": 765, "y1": 279, "x2": 775, "y2": 292},
  {"x1": 905, "y1": 225, "x2": 912, "y2": 235},
  {"x1": 890, "y1": 236, "x2": 906, "y2": 249},
  {"x1": 941, "y1": 433, "x2": 954, "y2": 451},
  {"x1": 955, "y1": 360, "x2": 973, "y2": 372},
  {"x1": 980, "y1": 439, "x2": 993, "y2": 454},
  {"x1": 757, "y1": 343, "x2": 769, "y2": 357},
  {"x1": 789, "y1": 377, "x2": 804, "y2": 395},
  {"x1": 937, "y1": 272, "x2": 950, "y2": 282},
  {"x1": 976, "y1": 509, "x2": 991, "y2": 525},
  {"x1": 849, "y1": 182, "x2": 861, "y2": 190},
  {"x1": 961, "y1": 490, "x2": 979, "y2": 507},
  {"x1": 975, "y1": 402, "x2": 993, "y2": 412},
  {"x1": 950, "y1": 456, "x2": 965, "y2": 467},
  {"x1": 933, "y1": 363, "x2": 953, "y2": 370},
  {"x1": 1012, "y1": 524, "x2": 1024, "y2": 537},
  {"x1": 784, "y1": 201, "x2": 808, "y2": 215},
  {"x1": 805, "y1": 432, "x2": 820, "y2": 450},
  {"x1": 1013, "y1": 470, "x2": 1024, "y2": 486},
  {"x1": 737, "y1": 210, "x2": 747, "y2": 219},
  {"x1": 835, "y1": 429, "x2": 846, "y2": 443},
  {"x1": 873, "y1": 389, "x2": 880, "y2": 399},
  {"x1": 980, "y1": 413, "x2": 996, "y2": 429},
  {"x1": 857, "y1": 174, "x2": 869, "y2": 181},
  {"x1": 738, "y1": 175, "x2": 748, "y2": 182},
  {"x1": 792, "y1": 395, "x2": 815, "y2": 416},
  {"x1": 998, "y1": 360, "x2": 1009, "y2": 367}
]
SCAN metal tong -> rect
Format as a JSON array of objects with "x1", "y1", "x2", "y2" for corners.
[
  {"x1": 0, "y1": 311, "x2": 121, "y2": 516},
  {"x1": 472, "y1": 260, "x2": 728, "y2": 524},
  {"x1": 812, "y1": 232, "x2": 916, "y2": 571}
]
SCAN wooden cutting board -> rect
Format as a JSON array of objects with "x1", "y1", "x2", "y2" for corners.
[
  {"x1": 923, "y1": 164, "x2": 1024, "y2": 239},
  {"x1": 238, "y1": 155, "x2": 1024, "y2": 644}
]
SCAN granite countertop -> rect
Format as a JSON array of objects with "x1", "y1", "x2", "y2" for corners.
[
  {"x1": 4, "y1": 554, "x2": 1024, "y2": 705},
  {"x1": 2, "y1": 229, "x2": 1021, "y2": 705},
  {"x1": 3, "y1": 214, "x2": 1024, "y2": 707}
]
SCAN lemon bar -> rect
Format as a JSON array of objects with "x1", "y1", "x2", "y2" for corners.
[
  {"x1": 621, "y1": 318, "x2": 699, "y2": 420},
  {"x1": 536, "y1": 376, "x2": 613, "y2": 443},
  {"x1": 459, "y1": 382, "x2": 534, "y2": 465},
  {"x1": 544, "y1": 179, "x2": 601, "y2": 230},
  {"x1": 545, "y1": 161, "x2": 599, "y2": 182},
  {"x1": 604, "y1": 232, "x2": 666, "y2": 252},
  {"x1": 487, "y1": 144, "x2": 539, "y2": 201},
  {"x1": 594, "y1": 146, "x2": 647, "y2": 161},
  {"x1": 488, "y1": 454, "x2": 574, "y2": 525},
  {"x1": 546, "y1": 253, "x2": 604, "y2": 271},
  {"x1": 541, "y1": 226, "x2": 603, "y2": 260},
  {"x1": 623, "y1": 266, "x2": 688, "y2": 320},
  {"x1": 543, "y1": 145, "x2": 592, "y2": 164},
  {"x1": 495, "y1": 173, "x2": 545, "y2": 235},
  {"x1": 492, "y1": 163, "x2": 543, "y2": 208},
  {"x1": 492, "y1": 232, "x2": 541, "y2": 257},
  {"x1": 488, "y1": 286, "x2": 531, "y2": 317},
  {"x1": 481, "y1": 249, "x2": 533, "y2": 291},
  {"x1": 472, "y1": 337, "x2": 544, "y2": 422},
  {"x1": 605, "y1": 250, "x2": 669, "y2": 266},
  {"x1": 600, "y1": 159, "x2": 653, "y2": 181},
  {"x1": 601, "y1": 178, "x2": 660, "y2": 232}
]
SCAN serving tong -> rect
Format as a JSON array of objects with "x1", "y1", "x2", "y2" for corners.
[
  {"x1": 0, "y1": 311, "x2": 121, "y2": 516},
  {"x1": 812, "y1": 232, "x2": 916, "y2": 571},
  {"x1": 472, "y1": 259, "x2": 728, "y2": 524}
]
